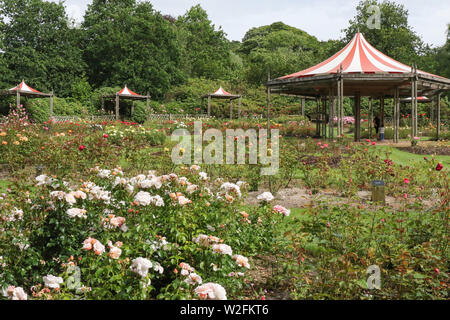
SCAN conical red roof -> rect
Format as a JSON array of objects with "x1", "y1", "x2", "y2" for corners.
[
  {"x1": 117, "y1": 85, "x2": 140, "y2": 96},
  {"x1": 10, "y1": 81, "x2": 41, "y2": 93},
  {"x1": 279, "y1": 33, "x2": 439, "y2": 79},
  {"x1": 213, "y1": 87, "x2": 232, "y2": 96}
]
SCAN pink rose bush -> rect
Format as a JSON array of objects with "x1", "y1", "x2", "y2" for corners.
[{"x1": 0, "y1": 165, "x2": 276, "y2": 300}]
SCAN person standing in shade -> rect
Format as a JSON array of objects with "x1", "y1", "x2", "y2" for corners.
[{"x1": 374, "y1": 112, "x2": 381, "y2": 140}]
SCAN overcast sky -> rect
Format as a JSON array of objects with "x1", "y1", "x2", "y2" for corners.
[{"x1": 59, "y1": 0, "x2": 449, "y2": 47}]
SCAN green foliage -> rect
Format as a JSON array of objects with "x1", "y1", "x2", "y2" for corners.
[
  {"x1": 239, "y1": 22, "x2": 322, "y2": 84},
  {"x1": 343, "y1": 0, "x2": 426, "y2": 68},
  {"x1": 176, "y1": 5, "x2": 235, "y2": 80},
  {"x1": 0, "y1": 0, "x2": 86, "y2": 96},
  {"x1": 26, "y1": 97, "x2": 90, "y2": 123},
  {"x1": 82, "y1": 0, "x2": 184, "y2": 99}
]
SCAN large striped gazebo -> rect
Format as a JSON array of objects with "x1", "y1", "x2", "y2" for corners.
[{"x1": 266, "y1": 32, "x2": 450, "y2": 141}]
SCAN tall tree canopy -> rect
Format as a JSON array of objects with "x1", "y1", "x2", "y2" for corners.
[
  {"x1": 342, "y1": 0, "x2": 427, "y2": 69},
  {"x1": 175, "y1": 5, "x2": 233, "y2": 80},
  {"x1": 82, "y1": 0, "x2": 184, "y2": 98},
  {"x1": 0, "y1": 0, "x2": 85, "y2": 96},
  {"x1": 238, "y1": 22, "x2": 322, "y2": 85}
]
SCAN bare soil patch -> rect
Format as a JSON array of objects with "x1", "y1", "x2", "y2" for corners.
[
  {"x1": 246, "y1": 187, "x2": 439, "y2": 211},
  {"x1": 397, "y1": 146, "x2": 450, "y2": 156}
]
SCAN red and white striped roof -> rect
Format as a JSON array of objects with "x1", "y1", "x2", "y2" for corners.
[
  {"x1": 213, "y1": 87, "x2": 232, "y2": 96},
  {"x1": 402, "y1": 96, "x2": 430, "y2": 102},
  {"x1": 279, "y1": 33, "x2": 436, "y2": 79},
  {"x1": 10, "y1": 81, "x2": 41, "y2": 93},
  {"x1": 117, "y1": 85, "x2": 140, "y2": 96}
]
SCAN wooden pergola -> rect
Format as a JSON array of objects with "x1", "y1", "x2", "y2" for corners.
[
  {"x1": 102, "y1": 85, "x2": 151, "y2": 120},
  {"x1": 0, "y1": 80, "x2": 54, "y2": 117},
  {"x1": 201, "y1": 87, "x2": 242, "y2": 119},
  {"x1": 266, "y1": 33, "x2": 450, "y2": 142}
]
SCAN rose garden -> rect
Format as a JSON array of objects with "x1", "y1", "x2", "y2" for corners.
[{"x1": 0, "y1": 0, "x2": 449, "y2": 301}]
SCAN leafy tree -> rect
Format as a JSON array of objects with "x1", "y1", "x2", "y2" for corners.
[
  {"x1": 238, "y1": 22, "x2": 322, "y2": 85},
  {"x1": 176, "y1": 5, "x2": 234, "y2": 80},
  {"x1": 0, "y1": 0, "x2": 86, "y2": 96},
  {"x1": 82, "y1": 0, "x2": 184, "y2": 99},
  {"x1": 435, "y1": 24, "x2": 450, "y2": 78},
  {"x1": 342, "y1": 0, "x2": 426, "y2": 68}
]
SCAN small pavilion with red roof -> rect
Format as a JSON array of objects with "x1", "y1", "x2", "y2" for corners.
[
  {"x1": 1, "y1": 80, "x2": 54, "y2": 117},
  {"x1": 101, "y1": 85, "x2": 151, "y2": 120},
  {"x1": 201, "y1": 87, "x2": 242, "y2": 118},
  {"x1": 266, "y1": 32, "x2": 450, "y2": 142}
]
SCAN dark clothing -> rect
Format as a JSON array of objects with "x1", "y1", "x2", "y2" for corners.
[{"x1": 374, "y1": 116, "x2": 381, "y2": 133}]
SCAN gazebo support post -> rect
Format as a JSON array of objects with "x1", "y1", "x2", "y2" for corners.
[
  {"x1": 131, "y1": 101, "x2": 135, "y2": 117},
  {"x1": 336, "y1": 79, "x2": 341, "y2": 137},
  {"x1": 336, "y1": 80, "x2": 341, "y2": 137},
  {"x1": 354, "y1": 93, "x2": 361, "y2": 142},
  {"x1": 436, "y1": 93, "x2": 441, "y2": 140},
  {"x1": 380, "y1": 95, "x2": 385, "y2": 135},
  {"x1": 50, "y1": 91, "x2": 54, "y2": 119},
  {"x1": 301, "y1": 98, "x2": 305, "y2": 117},
  {"x1": 411, "y1": 66, "x2": 418, "y2": 138},
  {"x1": 115, "y1": 94, "x2": 120, "y2": 121},
  {"x1": 368, "y1": 97, "x2": 373, "y2": 139},
  {"x1": 321, "y1": 97, "x2": 325, "y2": 138},
  {"x1": 340, "y1": 71, "x2": 344, "y2": 136},
  {"x1": 229, "y1": 99, "x2": 233, "y2": 119},
  {"x1": 238, "y1": 96, "x2": 242, "y2": 118},
  {"x1": 16, "y1": 90, "x2": 20, "y2": 107},
  {"x1": 394, "y1": 87, "x2": 400, "y2": 143},
  {"x1": 267, "y1": 85, "x2": 271, "y2": 132},
  {"x1": 315, "y1": 98, "x2": 320, "y2": 137},
  {"x1": 207, "y1": 95, "x2": 211, "y2": 117},
  {"x1": 328, "y1": 88, "x2": 334, "y2": 139},
  {"x1": 430, "y1": 99, "x2": 434, "y2": 123}
]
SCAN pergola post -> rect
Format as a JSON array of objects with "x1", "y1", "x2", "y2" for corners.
[
  {"x1": 430, "y1": 99, "x2": 434, "y2": 123},
  {"x1": 394, "y1": 87, "x2": 400, "y2": 143},
  {"x1": 336, "y1": 78, "x2": 341, "y2": 137},
  {"x1": 229, "y1": 99, "x2": 233, "y2": 119},
  {"x1": 301, "y1": 98, "x2": 305, "y2": 117},
  {"x1": 411, "y1": 66, "x2": 418, "y2": 138},
  {"x1": 16, "y1": 89, "x2": 20, "y2": 107},
  {"x1": 101, "y1": 96, "x2": 105, "y2": 112},
  {"x1": 322, "y1": 97, "x2": 327, "y2": 138},
  {"x1": 354, "y1": 93, "x2": 361, "y2": 142},
  {"x1": 50, "y1": 90, "x2": 54, "y2": 119},
  {"x1": 267, "y1": 84, "x2": 271, "y2": 132},
  {"x1": 315, "y1": 98, "x2": 320, "y2": 137},
  {"x1": 207, "y1": 95, "x2": 211, "y2": 117},
  {"x1": 380, "y1": 95, "x2": 385, "y2": 134},
  {"x1": 238, "y1": 96, "x2": 242, "y2": 118},
  {"x1": 328, "y1": 88, "x2": 334, "y2": 139},
  {"x1": 339, "y1": 65, "x2": 344, "y2": 136},
  {"x1": 115, "y1": 94, "x2": 120, "y2": 121},
  {"x1": 436, "y1": 93, "x2": 441, "y2": 140},
  {"x1": 368, "y1": 97, "x2": 373, "y2": 140}
]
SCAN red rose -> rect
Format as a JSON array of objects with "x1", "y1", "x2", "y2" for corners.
[
  {"x1": 79, "y1": 145, "x2": 86, "y2": 151},
  {"x1": 404, "y1": 178, "x2": 410, "y2": 184},
  {"x1": 103, "y1": 134, "x2": 109, "y2": 138},
  {"x1": 436, "y1": 163, "x2": 443, "y2": 171}
]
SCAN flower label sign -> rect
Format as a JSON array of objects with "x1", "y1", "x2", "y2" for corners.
[{"x1": 371, "y1": 180, "x2": 385, "y2": 204}]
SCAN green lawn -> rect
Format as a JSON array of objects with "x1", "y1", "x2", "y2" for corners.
[{"x1": 375, "y1": 145, "x2": 450, "y2": 167}]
